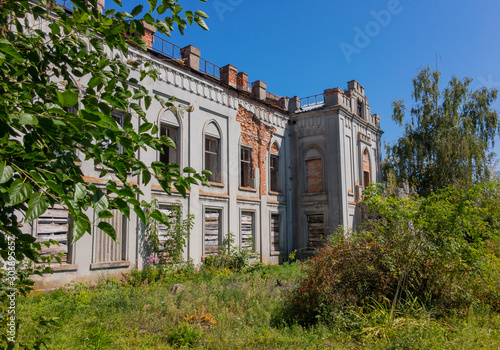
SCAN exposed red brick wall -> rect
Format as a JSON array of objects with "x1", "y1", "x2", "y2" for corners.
[
  {"x1": 237, "y1": 72, "x2": 248, "y2": 88},
  {"x1": 325, "y1": 87, "x2": 343, "y2": 97},
  {"x1": 363, "y1": 149, "x2": 370, "y2": 171},
  {"x1": 229, "y1": 70, "x2": 237, "y2": 86},
  {"x1": 306, "y1": 159, "x2": 323, "y2": 193},
  {"x1": 236, "y1": 105, "x2": 276, "y2": 196},
  {"x1": 143, "y1": 33, "x2": 154, "y2": 49}
]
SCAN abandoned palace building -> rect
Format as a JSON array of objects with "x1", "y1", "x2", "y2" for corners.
[{"x1": 30, "y1": 1, "x2": 383, "y2": 288}]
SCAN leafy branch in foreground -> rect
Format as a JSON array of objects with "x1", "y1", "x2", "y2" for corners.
[{"x1": 0, "y1": 0, "x2": 209, "y2": 274}]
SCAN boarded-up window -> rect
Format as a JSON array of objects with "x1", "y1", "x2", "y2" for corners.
[
  {"x1": 271, "y1": 214, "x2": 281, "y2": 253},
  {"x1": 270, "y1": 155, "x2": 279, "y2": 192},
  {"x1": 93, "y1": 210, "x2": 126, "y2": 263},
  {"x1": 306, "y1": 159, "x2": 323, "y2": 193},
  {"x1": 241, "y1": 212, "x2": 254, "y2": 249},
  {"x1": 307, "y1": 214, "x2": 325, "y2": 248},
  {"x1": 204, "y1": 209, "x2": 221, "y2": 255},
  {"x1": 240, "y1": 147, "x2": 253, "y2": 187},
  {"x1": 33, "y1": 205, "x2": 71, "y2": 262},
  {"x1": 160, "y1": 123, "x2": 179, "y2": 166},
  {"x1": 157, "y1": 205, "x2": 179, "y2": 253}
]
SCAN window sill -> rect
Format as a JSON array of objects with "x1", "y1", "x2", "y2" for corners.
[
  {"x1": 239, "y1": 186, "x2": 257, "y2": 192},
  {"x1": 270, "y1": 251, "x2": 284, "y2": 256},
  {"x1": 268, "y1": 191, "x2": 281, "y2": 196},
  {"x1": 303, "y1": 191, "x2": 327, "y2": 196},
  {"x1": 90, "y1": 261, "x2": 130, "y2": 270},
  {"x1": 207, "y1": 181, "x2": 225, "y2": 188},
  {"x1": 35, "y1": 264, "x2": 78, "y2": 272},
  {"x1": 51, "y1": 264, "x2": 78, "y2": 272}
]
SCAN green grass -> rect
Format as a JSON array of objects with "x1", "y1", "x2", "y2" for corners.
[{"x1": 12, "y1": 263, "x2": 500, "y2": 349}]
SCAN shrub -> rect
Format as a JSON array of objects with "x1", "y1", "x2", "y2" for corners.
[
  {"x1": 146, "y1": 199, "x2": 194, "y2": 265},
  {"x1": 281, "y1": 182, "x2": 500, "y2": 326},
  {"x1": 125, "y1": 259, "x2": 196, "y2": 286},
  {"x1": 203, "y1": 232, "x2": 258, "y2": 272},
  {"x1": 167, "y1": 323, "x2": 204, "y2": 347}
]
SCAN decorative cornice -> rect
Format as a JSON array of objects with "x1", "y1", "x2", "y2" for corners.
[{"x1": 128, "y1": 46, "x2": 289, "y2": 130}]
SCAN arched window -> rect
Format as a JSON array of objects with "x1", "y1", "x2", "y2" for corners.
[
  {"x1": 362, "y1": 148, "x2": 371, "y2": 189},
  {"x1": 305, "y1": 147, "x2": 323, "y2": 193},
  {"x1": 204, "y1": 122, "x2": 221, "y2": 182},
  {"x1": 159, "y1": 112, "x2": 180, "y2": 167},
  {"x1": 270, "y1": 142, "x2": 280, "y2": 192}
]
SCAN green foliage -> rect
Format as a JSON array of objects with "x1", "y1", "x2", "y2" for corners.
[
  {"x1": 203, "y1": 232, "x2": 258, "y2": 272},
  {"x1": 281, "y1": 182, "x2": 500, "y2": 326},
  {"x1": 386, "y1": 67, "x2": 499, "y2": 196},
  {"x1": 126, "y1": 259, "x2": 196, "y2": 286},
  {"x1": 11, "y1": 263, "x2": 500, "y2": 349},
  {"x1": 0, "y1": 0, "x2": 209, "y2": 345},
  {"x1": 146, "y1": 198, "x2": 194, "y2": 264},
  {"x1": 167, "y1": 323, "x2": 204, "y2": 347}
]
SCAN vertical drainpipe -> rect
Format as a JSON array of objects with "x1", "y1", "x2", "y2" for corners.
[
  {"x1": 227, "y1": 107, "x2": 231, "y2": 250},
  {"x1": 135, "y1": 99, "x2": 142, "y2": 268},
  {"x1": 286, "y1": 128, "x2": 293, "y2": 256},
  {"x1": 187, "y1": 110, "x2": 191, "y2": 259}
]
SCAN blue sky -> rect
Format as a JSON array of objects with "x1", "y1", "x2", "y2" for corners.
[{"x1": 118, "y1": 0, "x2": 500, "y2": 164}]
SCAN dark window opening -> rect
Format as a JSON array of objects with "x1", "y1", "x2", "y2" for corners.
[
  {"x1": 205, "y1": 136, "x2": 220, "y2": 182},
  {"x1": 364, "y1": 171, "x2": 371, "y2": 189},
  {"x1": 240, "y1": 147, "x2": 253, "y2": 187},
  {"x1": 363, "y1": 149, "x2": 371, "y2": 189},
  {"x1": 160, "y1": 123, "x2": 179, "y2": 166},
  {"x1": 270, "y1": 155, "x2": 279, "y2": 192},
  {"x1": 102, "y1": 112, "x2": 124, "y2": 153}
]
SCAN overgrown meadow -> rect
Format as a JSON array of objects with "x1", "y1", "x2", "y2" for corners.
[
  {"x1": 12, "y1": 261, "x2": 500, "y2": 349},
  {"x1": 8, "y1": 182, "x2": 500, "y2": 349}
]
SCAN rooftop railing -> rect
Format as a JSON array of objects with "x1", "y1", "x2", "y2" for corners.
[
  {"x1": 52, "y1": 1, "x2": 285, "y2": 107},
  {"x1": 199, "y1": 57, "x2": 221, "y2": 79},
  {"x1": 151, "y1": 35, "x2": 182, "y2": 61},
  {"x1": 55, "y1": 0, "x2": 74, "y2": 11},
  {"x1": 300, "y1": 93, "x2": 325, "y2": 108}
]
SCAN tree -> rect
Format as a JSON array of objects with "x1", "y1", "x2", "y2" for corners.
[
  {"x1": 385, "y1": 67, "x2": 499, "y2": 196},
  {"x1": 0, "y1": 0, "x2": 209, "y2": 280}
]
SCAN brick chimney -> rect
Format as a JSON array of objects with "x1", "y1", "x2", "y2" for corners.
[
  {"x1": 324, "y1": 87, "x2": 343, "y2": 107},
  {"x1": 236, "y1": 72, "x2": 248, "y2": 91},
  {"x1": 220, "y1": 64, "x2": 238, "y2": 88},
  {"x1": 142, "y1": 21, "x2": 156, "y2": 49}
]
